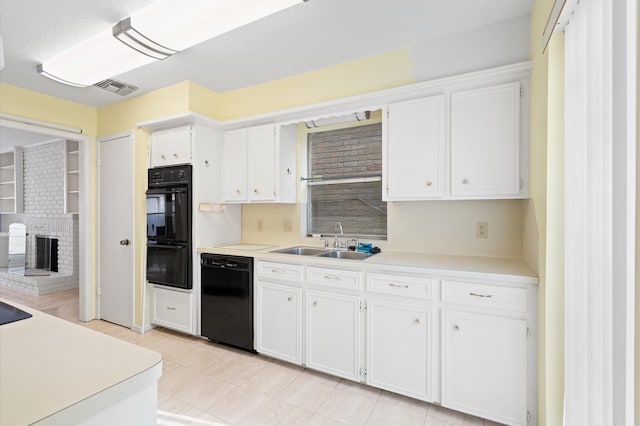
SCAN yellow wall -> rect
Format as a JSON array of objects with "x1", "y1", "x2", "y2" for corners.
[
  {"x1": 191, "y1": 49, "x2": 415, "y2": 120},
  {"x1": 523, "y1": 0, "x2": 556, "y2": 424}
]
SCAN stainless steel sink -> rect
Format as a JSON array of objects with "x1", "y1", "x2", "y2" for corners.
[
  {"x1": 271, "y1": 246, "x2": 376, "y2": 260},
  {"x1": 318, "y1": 250, "x2": 374, "y2": 260},
  {"x1": 271, "y1": 246, "x2": 329, "y2": 256}
]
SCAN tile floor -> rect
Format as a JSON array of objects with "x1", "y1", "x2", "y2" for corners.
[{"x1": 0, "y1": 287, "x2": 502, "y2": 426}]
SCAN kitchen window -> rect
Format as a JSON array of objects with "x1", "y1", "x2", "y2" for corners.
[{"x1": 306, "y1": 122, "x2": 387, "y2": 239}]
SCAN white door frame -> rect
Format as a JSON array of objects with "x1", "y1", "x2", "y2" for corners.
[
  {"x1": 0, "y1": 117, "x2": 92, "y2": 321},
  {"x1": 96, "y1": 131, "x2": 136, "y2": 326}
]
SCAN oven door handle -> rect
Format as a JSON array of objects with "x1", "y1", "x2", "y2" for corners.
[
  {"x1": 146, "y1": 187, "x2": 187, "y2": 195},
  {"x1": 147, "y1": 244, "x2": 188, "y2": 250}
]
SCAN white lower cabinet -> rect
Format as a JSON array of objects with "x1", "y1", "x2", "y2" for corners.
[
  {"x1": 256, "y1": 281, "x2": 302, "y2": 365},
  {"x1": 254, "y1": 260, "x2": 536, "y2": 425},
  {"x1": 306, "y1": 290, "x2": 361, "y2": 381},
  {"x1": 367, "y1": 299, "x2": 431, "y2": 401},
  {"x1": 150, "y1": 286, "x2": 193, "y2": 334},
  {"x1": 441, "y1": 309, "x2": 528, "y2": 425}
]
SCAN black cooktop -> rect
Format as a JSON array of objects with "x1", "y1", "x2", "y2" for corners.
[{"x1": 0, "y1": 301, "x2": 33, "y2": 326}]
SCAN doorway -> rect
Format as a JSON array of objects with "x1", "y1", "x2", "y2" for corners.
[{"x1": 0, "y1": 116, "x2": 91, "y2": 321}]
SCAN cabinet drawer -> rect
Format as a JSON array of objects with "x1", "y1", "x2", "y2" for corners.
[
  {"x1": 441, "y1": 280, "x2": 527, "y2": 313},
  {"x1": 367, "y1": 273, "x2": 434, "y2": 299},
  {"x1": 257, "y1": 261, "x2": 303, "y2": 282},
  {"x1": 307, "y1": 267, "x2": 362, "y2": 291},
  {"x1": 152, "y1": 286, "x2": 193, "y2": 333}
]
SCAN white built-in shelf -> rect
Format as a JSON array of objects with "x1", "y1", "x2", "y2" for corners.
[
  {"x1": 64, "y1": 141, "x2": 80, "y2": 214},
  {"x1": 0, "y1": 148, "x2": 23, "y2": 214}
]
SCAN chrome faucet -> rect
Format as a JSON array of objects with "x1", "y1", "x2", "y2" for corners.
[{"x1": 333, "y1": 222, "x2": 345, "y2": 249}]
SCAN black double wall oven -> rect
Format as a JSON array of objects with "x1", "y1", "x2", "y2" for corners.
[{"x1": 146, "y1": 165, "x2": 192, "y2": 289}]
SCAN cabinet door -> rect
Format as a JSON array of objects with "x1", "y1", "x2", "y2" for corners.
[
  {"x1": 257, "y1": 281, "x2": 302, "y2": 364},
  {"x1": 441, "y1": 310, "x2": 527, "y2": 425},
  {"x1": 151, "y1": 126, "x2": 191, "y2": 166},
  {"x1": 247, "y1": 124, "x2": 276, "y2": 201},
  {"x1": 386, "y1": 95, "x2": 445, "y2": 200},
  {"x1": 306, "y1": 290, "x2": 360, "y2": 381},
  {"x1": 451, "y1": 82, "x2": 520, "y2": 197},
  {"x1": 367, "y1": 299, "x2": 431, "y2": 401},
  {"x1": 222, "y1": 128, "x2": 248, "y2": 202}
]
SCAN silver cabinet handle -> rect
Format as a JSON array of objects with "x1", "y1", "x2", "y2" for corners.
[
  {"x1": 173, "y1": 153, "x2": 178, "y2": 158},
  {"x1": 324, "y1": 275, "x2": 340, "y2": 280},
  {"x1": 454, "y1": 324, "x2": 460, "y2": 331},
  {"x1": 462, "y1": 178, "x2": 470, "y2": 185},
  {"x1": 414, "y1": 319, "x2": 421, "y2": 325},
  {"x1": 287, "y1": 297, "x2": 293, "y2": 302},
  {"x1": 161, "y1": 154, "x2": 166, "y2": 160},
  {"x1": 388, "y1": 282, "x2": 409, "y2": 289},
  {"x1": 166, "y1": 306, "x2": 176, "y2": 311},
  {"x1": 426, "y1": 181, "x2": 433, "y2": 187},
  {"x1": 254, "y1": 189, "x2": 258, "y2": 193},
  {"x1": 312, "y1": 301, "x2": 318, "y2": 307},
  {"x1": 119, "y1": 239, "x2": 130, "y2": 246},
  {"x1": 271, "y1": 269, "x2": 284, "y2": 274},
  {"x1": 236, "y1": 189, "x2": 241, "y2": 194},
  {"x1": 469, "y1": 292, "x2": 494, "y2": 298}
]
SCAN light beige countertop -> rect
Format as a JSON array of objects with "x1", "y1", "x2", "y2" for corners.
[
  {"x1": 0, "y1": 300, "x2": 162, "y2": 425},
  {"x1": 198, "y1": 243, "x2": 538, "y2": 285}
]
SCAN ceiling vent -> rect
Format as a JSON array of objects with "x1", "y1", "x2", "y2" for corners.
[{"x1": 93, "y1": 79, "x2": 138, "y2": 96}]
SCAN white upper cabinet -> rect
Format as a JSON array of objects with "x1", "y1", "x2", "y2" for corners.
[
  {"x1": 222, "y1": 123, "x2": 296, "y2": 203},
  {"x1": 385, "y1": 95, "x2": 445, "y2": 200},
  {"x1": 384, "y1": 73, "x2": 529, "y2": 201},
  {"x1": 247, "y1": 124, "x2": 277, "y2": 201},
  {"x1": 451, "y1": 82, "x2": 521, "y2": 197},
  {"x1": 150, "y1": 125, "x2": 192, "y2": 167},
  {"x1": 222, "y1": 128, "x2": 248, "y2": 202}
]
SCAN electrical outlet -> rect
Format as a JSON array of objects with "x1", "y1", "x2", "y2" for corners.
[
  {"x1": 257, "y1": 219, "x2": 263, "y2": 232},
  {"x1": 283, "y1": 220, "x2": 292, "y2": 232},
  {"x1": 476, "y1": 222, "x2": 488, "y2": 239}
]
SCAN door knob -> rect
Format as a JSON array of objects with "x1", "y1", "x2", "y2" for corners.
[{"x1": 119, "y1": 239, "x2": 130, "y2": 246}]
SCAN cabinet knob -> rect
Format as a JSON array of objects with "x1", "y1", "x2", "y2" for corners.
[
  {"x1": 426, "y1": 181, "x2": 432, "y2": 187},
  {"x1": 312, "y1": 301, "x2": 318, "y2": 307},
  {"x1": 161, "y1": 154, "x2": 167, "y2": 160},
  {"x1": 287, "y1": 297, "x2": 293, "y2": 302},
  {"x1": 166, "y1": 306, "x2": 176, "y2": 311},
  {"x1": 454, "y1": 324, "x2": 460, "y2": 331},
  {"x1": 236, "y1": 189, "x2": 241, "y2": 194},
  {"x1": 462, "y1": 179, "x2": 470, "y2": 185},
  {"x1": 414, "y1": 319, "x2": 421, "y2": 325},
  {"x1": 173, "y1": 153, "x2": 178, "y2": 158},
  {"x1": 254, "y1": 188, "x2": 258, "y2": 193}
]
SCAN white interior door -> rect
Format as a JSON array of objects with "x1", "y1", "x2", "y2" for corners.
[{"x1": 98, "y1": 134, "x2": 133, "y2": 328}]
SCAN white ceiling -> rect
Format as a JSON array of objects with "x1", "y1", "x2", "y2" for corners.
[{"x1": 0, "y1": 0, "x2": 532, "y2": 109}]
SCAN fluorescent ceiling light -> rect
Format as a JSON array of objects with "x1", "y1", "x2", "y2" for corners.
[
  {"x1": 305, "y1": 111, "x2": 371, "y2": 128},
  {"x1": 126, "y1": 0, "x2": 303, "y2": 52},
  {"x1": 113, "y1": 17, "x2": 177, "y2": 60},
  {"x1": 37, "y1": 0, "x2": 305, "y2": 87},
  {"x1": 37, "y1": 28, "x2": 157, "y2": 87}
]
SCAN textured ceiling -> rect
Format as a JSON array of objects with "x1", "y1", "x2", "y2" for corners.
[{"x1": 0, "y1": 0, "x2": 532, "y2": 109}]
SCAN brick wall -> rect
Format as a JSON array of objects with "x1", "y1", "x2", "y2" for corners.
[
  {"x1": 1, "y1": 140, "x2": 78, "y2": 278},
  {"x1": 308, "y1": 123, "x2": 387, "y2": 237}
]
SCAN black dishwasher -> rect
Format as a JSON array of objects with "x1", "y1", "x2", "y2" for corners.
[{"x1": 200, "y1": 254, "x2": 254, "y2": 352}]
